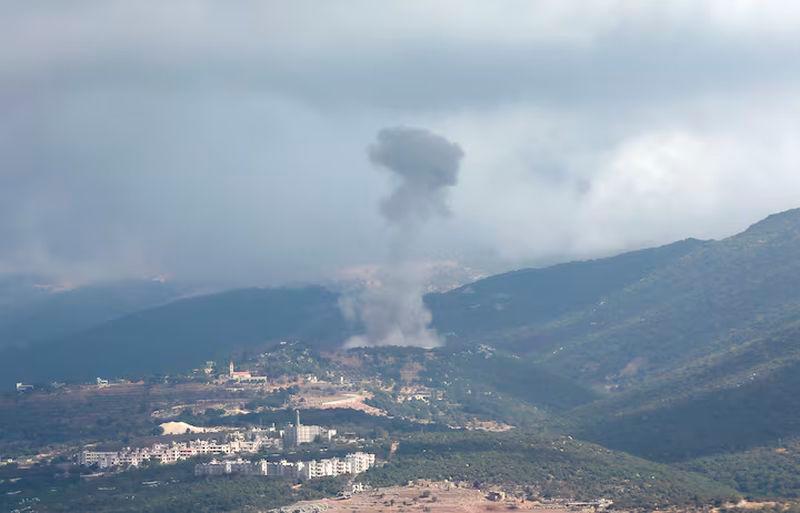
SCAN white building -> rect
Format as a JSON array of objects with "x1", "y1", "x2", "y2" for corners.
[
  {"x1": 78, "y1": 429, "x2": 275, "y2": 469},
  {"x1": 194, "y1": 452, "x2": 375, "y2": 480},
  {"x1": 227, "y1": 361, "x2": 268, "y2": 383},
  {"x1": 299, "y1": 452, "x2": 375, "y2": 480},
  {"x1": 78, "y1": 451, "x2": 119, "y2": 468},
  {"x1": 195, "y1": 458, "x2": 269, "y2": 476},
  {"x1": 285, "y1": 410, "x2": 337, "y2": 447}
]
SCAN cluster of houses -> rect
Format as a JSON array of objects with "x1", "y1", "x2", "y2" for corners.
[
  {"x1": 194, "y1": 452, "x2": 376, "y2": 480},
  {"x1": 78, "y1": 429, "x2": 280, "y2": 469},
  {"x1": 78, "y1": 411, "x2": 340, "y2": 471}
]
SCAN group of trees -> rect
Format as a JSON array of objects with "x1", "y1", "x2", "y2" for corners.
[
  {"x1": 361, "y1": 430, "x2": 740, "y2": 509},
  {"x1": 681, "y1": 438, "x2": 800, "y2": 499},
  {"x1": 0, "y1": 459, "x2": 346, "y2": 513}
]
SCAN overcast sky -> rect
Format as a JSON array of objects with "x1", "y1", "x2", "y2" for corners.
[{"x1": 3, "y1": 1, "x2": 800, "y2": 287}]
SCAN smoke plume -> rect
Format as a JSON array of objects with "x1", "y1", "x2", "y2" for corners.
[{"x1": 342, "y1": 127, "x2": 464, "y2": 348}]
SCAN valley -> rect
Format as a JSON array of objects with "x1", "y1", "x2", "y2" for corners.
[{"x1": 3, "y1": 210, "x2": 800, "y2": 512}]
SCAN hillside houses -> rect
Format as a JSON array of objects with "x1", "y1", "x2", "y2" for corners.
[
  {"x1": 194, "y1": 452, "x2": 376, "y2": 480},
  {"x1": 79, "y1": 430, "x2": 279, "y2": 469}
]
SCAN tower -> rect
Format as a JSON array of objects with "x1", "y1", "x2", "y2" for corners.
[
  {"x1": 294, "y1": 409, "x2": 301, "y2": 448},
  {"x1": 229, "y1": 361, "x2": 234, "y2": 376}
]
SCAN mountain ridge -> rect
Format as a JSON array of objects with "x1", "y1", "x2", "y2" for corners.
[{"x1": 3, "y1": 207, "x2": 800, "y2": 404}]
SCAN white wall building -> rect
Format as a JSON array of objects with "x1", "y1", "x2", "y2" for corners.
[
  {"x1": 194, "y1": 452, "x2": 375, "y2": 480},
  {"x1": 78, "y1": 429, "x2": 276, "y2": 469},
  {"x1": 300, "y1": 452, "x2": 375, "y2": 480},
  {"x1": 285, "y1": 410, "x2": 337, "y2": 447}
]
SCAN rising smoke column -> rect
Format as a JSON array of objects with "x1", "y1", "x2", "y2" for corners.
[{"x1": 342, "y1": 127, "x2": 464, "y2": 348}]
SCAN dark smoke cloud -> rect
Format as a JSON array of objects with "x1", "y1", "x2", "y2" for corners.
[
  {"x1": 343, "y1": 127, "x2": 464, "y2": 348},
  {"x1": 369, "y1": 127, "x2": 464, "y2": 224}
]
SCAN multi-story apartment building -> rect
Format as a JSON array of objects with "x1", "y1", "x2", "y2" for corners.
[
  {"x1": 78, "y1": 431, "x2": 277, "y2": 469},
  {"x1": 194, "y1": 452, "x2": 376, "y2": 480},
  {"x1": 299, "y1": 452, "x2": 375, "y2": 480}
]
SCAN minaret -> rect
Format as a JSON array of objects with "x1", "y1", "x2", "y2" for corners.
[
  {"x1": 295, "y1": 409, "x2": 301, "y2": 447},
  {"x1": 229, "y1": 361, "x2": 235, "y2": 376}
]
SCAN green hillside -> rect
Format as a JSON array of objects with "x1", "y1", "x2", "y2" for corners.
[
  {"x1": 341, "y1": 344, "x2": 598, "y2": 427},
  {"x1": 536, "y1": 208, "x2": 800, "y2": 386},
  {"x1": 7, "y1": 208, "x2": 800, "y2": 394},
  {"x1": 559, "y1": 319, "x2": 800, "y2": 461},
  {"x1": 573, "y1": 356, "x2": 800, "y2": 461},
  {"x1": 0, "y1": 286, "x2": 349, "y2": 385},
  {"x1": 428, "y1": 237, "x2": 706, "y2": 344},
  {"x1": 428, "y1": 208, "x2": 800, "y2": 394},
  {"x1": 364, "y1": 430, "x2": 739, "y2": 509},
  {"x1": 679, "y1": 438, "x2": 800, "y2": 499}
]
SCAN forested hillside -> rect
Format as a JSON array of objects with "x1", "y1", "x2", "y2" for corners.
[
  {"x1": 0, "y1": 287, "x2": 348, "y2": 385},
  {"x1": 433, "y1": 208, "x2": 800, "y2": 392},
  {"x1": 3, "y1": 209, "x2": 800, "y2": 473}
]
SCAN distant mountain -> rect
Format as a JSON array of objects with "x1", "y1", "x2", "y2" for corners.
[
  {"x1": 428, "y1": 237, "x2": 707, "y2": 348},
  {"x1": 0, "y1": 279, "x2": 188, "y2": 350},
  {"x1": 433, "y1": 208, "x2": 800, "y2": 389},
  {"x1": 0, "y1": 274, "x2": 66, "y2": 335},
  {"x1": 540, "y1": 208, "x2": 800, "y2": 385},
  {"x1": 0, "y1": 286, "x2": 349, "y2": 385}
]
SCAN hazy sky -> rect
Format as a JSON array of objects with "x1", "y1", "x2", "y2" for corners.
[{"x1": 3, "y1": 1, "x2": 800, "y2": 286}]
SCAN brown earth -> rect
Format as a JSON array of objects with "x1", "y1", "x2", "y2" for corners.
[
  {"x1": 280, "y1": 483, "x2": 578, "y2": 513},
  {"x1": 291, "y1": 387, "x2": 386, "y2": 417}
]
